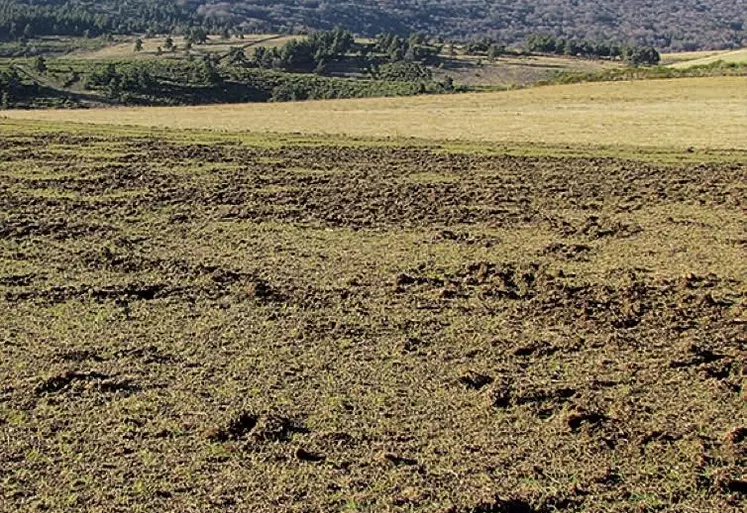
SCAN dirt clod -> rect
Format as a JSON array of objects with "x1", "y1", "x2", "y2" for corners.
[
  {"x1": 209, "y1": 413, "x2": 259, "y2": 442},
  {"x1": 245, "y1": 278, "x2": 284, "y2": 302},
  {"x1": 459, "y1": 372, "x2": 494, "y2": 390},
  {"x1": 726, "y1": 426, "x2": 747, "y2": 445},
  {"x1": 382, "y1": 453, "x2": 419, "y2": 466},
  {"x1": 567, "y1": 410, "x2": 607, "y2": 432},
  {"x1": 295, "y1": 448, "x2": 325, "y2": 462},
  {"x1": 725, "y1": 479, "x2": 747, "y2": 495},
  {"x1": 255, "y1": 415, "x2": 309, "y2": 442},
  {"x1": 448, "y1": 496, "x2": 540, "y2": 513}
]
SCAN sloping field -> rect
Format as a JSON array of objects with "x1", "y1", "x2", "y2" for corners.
[
  {"x1": 432, "y1": 54, "x2": 622, "y2": 88},
  {"x1": 3, "y1": 77, "x2": 746, "y2": 150},
  {"x1": 1, "y1": 119, "x2": 746, "y2": 512},
  {"x1": 666, "y1": 48, "x2": 747, "y2": 69},
  {"x1": 65, "y1": 34, "x2": 296, "y2": 60},
  {"x1": 660, "y1": 49, "x2": 732, "y2": 65}
]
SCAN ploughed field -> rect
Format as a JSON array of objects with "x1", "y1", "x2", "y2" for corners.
[{"x1": 1, "y1": 124, "x2": 745, "y2": 512}]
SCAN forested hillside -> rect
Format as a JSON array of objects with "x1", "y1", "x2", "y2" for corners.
[{"x1": 1, "y1": 0, "x2": 744, "y2": 51}]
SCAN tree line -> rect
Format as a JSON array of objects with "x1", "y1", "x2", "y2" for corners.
[
  {"x1": 371, "y1": 33, "x2": 441, "y2": 64},
  {"x1": 72, "y1": 58, "x2": 453, "y2": 106},
  {"x1": 79, "y1": 29, "x2": 446, "y2": 97},
  {"x1": 526, "y1": 34, "x2": 660, "y2": 65},
  {"x1": 0, "y1": 67, "x2": 20, "y2": 107},
  {"x1": 247, "y1": 29, "x2": 438, "y2": 83},
  {"x1": 0, "y1": 0, "x2": 223, "y2": 42},
  {"x1": 250, "y1": 28, "x2": 355, "y2": 74}
]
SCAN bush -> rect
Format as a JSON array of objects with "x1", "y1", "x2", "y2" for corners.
[{"x1": 377, "y1": 61, "x2": 432, "y2": 82}]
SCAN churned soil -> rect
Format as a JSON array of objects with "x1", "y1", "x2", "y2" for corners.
[{"x1": 1, "y1": 130, "x2": 745, "y2": 512}]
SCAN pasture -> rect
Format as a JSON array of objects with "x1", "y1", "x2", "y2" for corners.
[
  {"x1": 64, "y1": 34, "x2": 300, "y2": 60},
  {"x1": 663, "y1": 48, "x2": 747, "y2": 68},
  {"x1": 3, "y1": 76, "x2": 746, "y2": 151}
]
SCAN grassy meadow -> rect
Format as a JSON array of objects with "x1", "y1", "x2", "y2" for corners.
[
  {"x1": 432, "y1": 53, "x2": 622, "y2": 88},
  {"x1": 663, "y1": 48, "x2": 747, "y2": 68},
  {"x1": 3, "y1": 76, "x2": 745, "y2": 151},
  {"x1": 65, "y1": 34, "x2": 300, "y2": 60}
]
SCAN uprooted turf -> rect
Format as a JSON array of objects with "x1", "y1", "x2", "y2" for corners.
[{"x1": 1, "y1": 123, "x2": 745, "y2": 512}]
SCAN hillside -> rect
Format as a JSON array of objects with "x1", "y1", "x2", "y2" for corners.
[
  {"x1": 5, "y1": 76, "x2": 746, "y2": 152},
  {"x1": 665, "y1": 48, "x2": 747, "y2": 68},
  {"x1": 0, "y1": 0, "x2": 744, "y2": 51}
]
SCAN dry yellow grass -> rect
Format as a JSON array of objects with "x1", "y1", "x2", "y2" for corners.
[
  {"x1": 3, "y1": 76, "x2": 746, "y2": 150},
  {"x1": 659, "y1": 49, "x2": 727, "y2": 64},
  {"x1": 67, "y1": 34, "x2": 297, "y2": 60},
  {"x1": 663, "y1": 48, "x2": 747, "y2": 68},
  {"x1": 433, "y1": 54, "x2": 621, "y2": 87}
]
